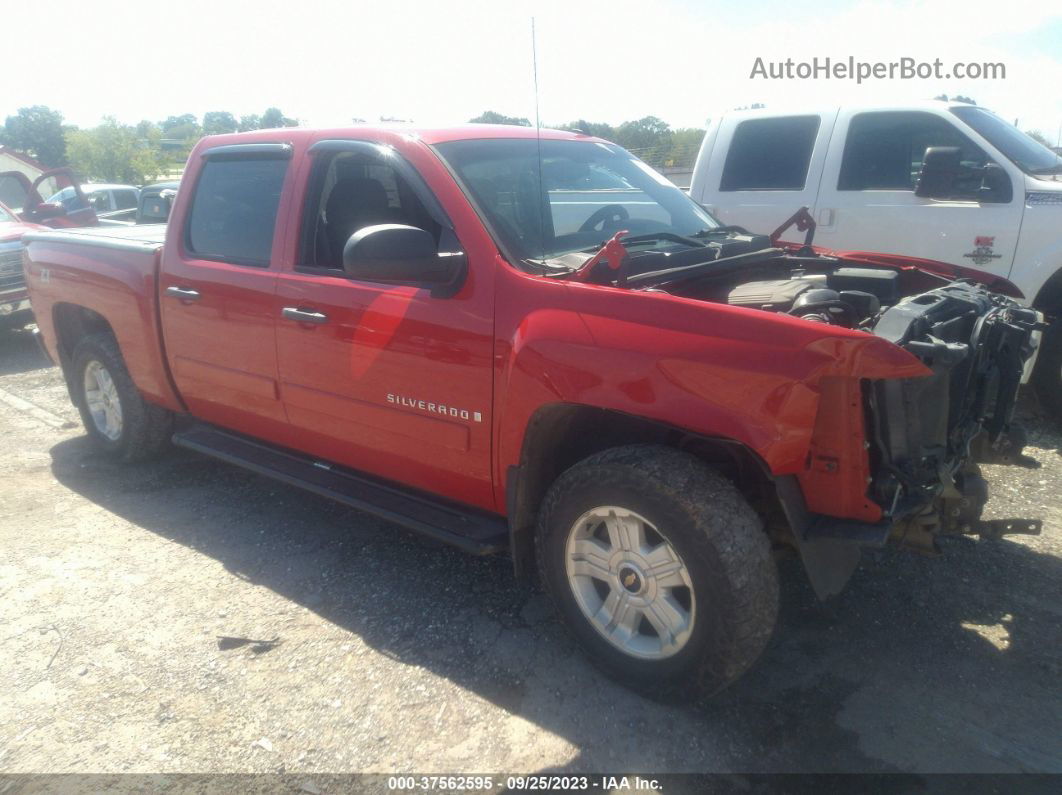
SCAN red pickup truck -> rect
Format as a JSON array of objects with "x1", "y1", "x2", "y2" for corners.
[{"x1": 23, "y1": 126, "x2": 1041, "y2": 695}]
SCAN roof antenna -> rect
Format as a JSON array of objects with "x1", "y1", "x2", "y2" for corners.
[{"x1": 532, "y1": 16, "x2": 546, "y2": 265}]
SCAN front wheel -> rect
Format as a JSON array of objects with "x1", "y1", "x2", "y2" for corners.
[
  {"x1": 71, "y1": 333, "x2": 173, "y2": 462},
  {"x1": 1033, "y1": 319, "x2": 1062, "y2": 418},
  {"x1": 536, "y1": 444, "x2": 778, "y2": 697}
]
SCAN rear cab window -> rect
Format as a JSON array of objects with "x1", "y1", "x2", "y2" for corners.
[
  {"x1": 185, "y1": 147, "x2": 290, "y2": 266},
  {"x1": 720, "y1": 116, "x2": 821, "y2": 191}
]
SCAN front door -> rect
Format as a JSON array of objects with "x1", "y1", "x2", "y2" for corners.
[
  {"x1": 814, "y1": 109, "x2": 1024, "y2": 274},
  {"x1": 274, "y1": 140, "x2": 496, "y2": 510},
  {"x1": 159, "y1": 144, "x2": 293, "y2": 436},
  {"x1": 0, "y1": 168, "x2": 97, "y2": 228}
]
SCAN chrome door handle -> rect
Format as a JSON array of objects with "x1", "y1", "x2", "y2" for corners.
[
  {"x1": 282, "y1": 307, "x2": 329, "y2": 325},
  {"x1": 165, "y1": 286, "x2": 201, "y2": 301}
]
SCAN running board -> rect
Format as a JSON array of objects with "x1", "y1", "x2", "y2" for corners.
[{"x1": 172, "y1": 425, "x2": 508, "y2": 555}]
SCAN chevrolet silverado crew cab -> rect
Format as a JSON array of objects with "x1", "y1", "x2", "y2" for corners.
[
  {"x1": 23, "y1": 125, "x2": 1041, "y2": 695},
  {"x1": 690, "y1": 101, "x2": 1062, "y2": 412}
]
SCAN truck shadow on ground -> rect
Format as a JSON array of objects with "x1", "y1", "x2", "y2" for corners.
[
  {"x1": 0, "y1": 326, "x2": 50, "y2": 377},
  {"x1": 48, "y1": 436, "x2": 1062, "y2": 774}
]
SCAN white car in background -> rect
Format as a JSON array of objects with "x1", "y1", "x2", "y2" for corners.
[
  {"x1": 690, "y1": 100, "x2": 1062, "y2": 409},
  {"x1": 49, "y1": 183, "x2": 140, "y2": 224}
]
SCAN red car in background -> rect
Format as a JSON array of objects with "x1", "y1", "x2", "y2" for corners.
[{"x1": 0, "y1": 168, "x2": 97, "y2": 329}]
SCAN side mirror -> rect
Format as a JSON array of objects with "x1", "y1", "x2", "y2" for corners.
[
  {"x1": 915, "y1": 146, "x2": 961, "y2": 199},
  {"x1": 28, "y1": 201, "x2": 67, "y2": 221},
  {"x1": 342, "y1": 224, "x2": 466, "y2": 296}
]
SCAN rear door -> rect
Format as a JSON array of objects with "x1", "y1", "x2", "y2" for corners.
[
  {"x1": 159, "y1": 143, "x2": 293, "y2": 437},
  {"x1": 813, "y1": 109, "x2": 1023, "y2": 272},
  {"x1": 693, "y1": 112, "x2": 836, "y2": 238}
]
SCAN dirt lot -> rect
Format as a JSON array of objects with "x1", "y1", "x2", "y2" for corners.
[{"x1": 1, "y1": 325, "x2": 1060, "y2": 775}]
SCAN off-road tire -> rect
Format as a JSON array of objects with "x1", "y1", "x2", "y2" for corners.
[
  {"x1": 536, "y1": 444, "x2": 778, "y2": 697},
  {"x1": 1033, "y1": 320, "x2": 1062, "y2": 419},
  {"x1": 71, "y1": 332, "x2": 173, "y2": 462}
]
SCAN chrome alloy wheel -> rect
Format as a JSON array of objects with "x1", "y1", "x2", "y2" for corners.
[
  {"x1": 564, "y1": 506, "x2": 696, "y2": 660},
  {"x1": 83, "y1": 360, "x2": 123, "y2": 441}
]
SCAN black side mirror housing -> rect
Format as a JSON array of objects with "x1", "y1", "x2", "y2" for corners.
[
  {"x1": 915, "y1": 146, "x2": 961, "y2": 199},
  {"x1": 342, "y1": 224, "x2": 466, "y2": 296}
]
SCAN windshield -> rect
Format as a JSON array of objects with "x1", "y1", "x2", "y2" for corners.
[
  {"x1": 0, "y1": 203, "x2": 13, "y2": 223},
  {"x1": 434, "y1": 138, "x2": 719, "y2": 262},
  {"x1": 952, "y1": 106, "x2": 1062, "y2": 175}
]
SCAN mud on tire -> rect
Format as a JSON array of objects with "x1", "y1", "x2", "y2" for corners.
[
  {"x1": 71, "y1": 332, "x2": 173, "y2": 462},
  {"x1": 535, "y1": 444, "x2": 778, "y2": 697}
]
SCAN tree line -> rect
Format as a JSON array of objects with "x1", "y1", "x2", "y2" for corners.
[
  {"x1": 9, "y1": 102, "x2": 1052, "y2": 188},
  {"x1": 0, "y1": 106, "x2": 299, "y2": 185},
  {"x1": 468, "y1": 111, "x2": 705, "y2": 169}
]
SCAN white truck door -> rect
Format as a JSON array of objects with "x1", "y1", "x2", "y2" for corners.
[
  {"x1": 691, "y1": 111, "x2": 837, "y2": 239},
  {"x1": 813, "y1": 108, "x2": 1023, "y2": 274}
]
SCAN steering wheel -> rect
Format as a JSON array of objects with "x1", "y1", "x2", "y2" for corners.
[{"x1": 579, "y1": 204, "x2": 630, "y2": 233}]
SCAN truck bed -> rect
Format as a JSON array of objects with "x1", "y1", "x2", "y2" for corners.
[
  {"x1": 24, "y1": 223, "x2": 167, "y2": 251},
  {"x1": 23, "y1": 222, "x2": 181, "y2": 412}
]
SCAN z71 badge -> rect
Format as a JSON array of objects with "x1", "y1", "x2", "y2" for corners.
[{"x1": 963, "y1": 235, "x2": 1003, "y2": 266}]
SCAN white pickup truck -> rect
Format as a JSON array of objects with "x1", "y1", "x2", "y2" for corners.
[{"x1": 690, "y1": 100, "x2": 1062, "y2": 407}]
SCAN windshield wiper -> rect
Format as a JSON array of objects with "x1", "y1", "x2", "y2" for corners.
[{"x1": 621, "y1": 232, "x2": 707, "y2": 249}]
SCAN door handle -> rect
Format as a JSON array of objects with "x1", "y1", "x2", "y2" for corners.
[
  {"x1": 165, "y1": 286, "x2": 201, "y2": 302},
  {"x1": 282, "y1": 307, "x2": 329, "y2": 325}
]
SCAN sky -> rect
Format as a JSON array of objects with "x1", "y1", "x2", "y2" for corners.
[{"x1": 5, "y1": 0, "x2": 1062, "y2": 141}]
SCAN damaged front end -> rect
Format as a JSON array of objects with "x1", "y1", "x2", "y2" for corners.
[{"x1": 865, "y1": 281, "x2": 1043, "y2": 552}]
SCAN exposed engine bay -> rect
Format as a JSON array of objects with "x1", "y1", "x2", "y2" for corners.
[{"x1": 569, "y1": 225, "x2": 1043, "y2": 547}]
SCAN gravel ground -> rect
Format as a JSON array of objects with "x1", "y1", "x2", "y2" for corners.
[{"x1": 0, "y1": 325, "x2": 1060, "y2": 775}]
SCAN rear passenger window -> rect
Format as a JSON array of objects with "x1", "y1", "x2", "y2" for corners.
[
  {"x1": 114, "y1": 189, "x2": 138, "y2": 210},
  {"x1": 720, "y1": 116, "x2": 820, "y2": 191},
  {"x1": 186, "y1": 156, "x2": 288, "y2": 266}
]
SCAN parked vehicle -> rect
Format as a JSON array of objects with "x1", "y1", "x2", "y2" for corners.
[
  {"x1": 0, "y1": 169, "x2": 97, "y2": 330},
  {"x1": 689, "y1": 100, "x2": 1062, "y2": 411},
  {"x1": 49, "y1": 183, "x2": 140, "y2": 225},
  {"x1": 23, "y1": 126, "x2": 1041, "y2": 694},
  {"x1": 135, "y1": 181, "x2": 179, "y2": 225},
  {"x1": 0, "y1": 168, "x2": 98, "y2": 229},
  {"x1": 0, "y1": 200, "x2": 39, "y2": 329}
]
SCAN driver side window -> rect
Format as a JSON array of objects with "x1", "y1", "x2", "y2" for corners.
[
  {"x1": 300, "y1": 151, "x2": 439, "y2": 271},
  {"x1": 839, "y1": 111, "x2": 989, "y2": 193}
]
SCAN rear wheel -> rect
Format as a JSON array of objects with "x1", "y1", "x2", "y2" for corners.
[
  {"x1": 71, "y1": 333, "x2": 173, "y2": 461},
  {"x1": 536, "y1": 444, "x2": 778, "y2": 696}
]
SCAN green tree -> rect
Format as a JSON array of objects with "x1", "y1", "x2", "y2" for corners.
[
  {"x1": 666, "y1": 128, "x2": 706, "y2": 168},
  {"x1": 1025, "y1": 129, "x2": 1052, "y2": 147},
  {"x1": 261, "y1": 107, "x2": 298, "y2": 128},
  {"x1": 1, "y1": 105, "x2": 68, "y2": 167},
  {"x1": 203, "y1": 111, "x2": 239, "y2": 136},
  {"x1": 469, "y1": 111, "x2": 531, "y2": 126},
  {"x1": 238, "y1": 114, "x2": 261, "y2": 132},
  {"x1": 614, "y1": 116, "x2": 673, "y2": 166},
  {"x1": 160, "y1": 113, "x2": 202, "y2": 140},
  {"x1": 65, "y1": 118, "x2": 168, "y2": 184},
  {"x1": 559, "y1": 119, "x2": 616, "y2": 140}
]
